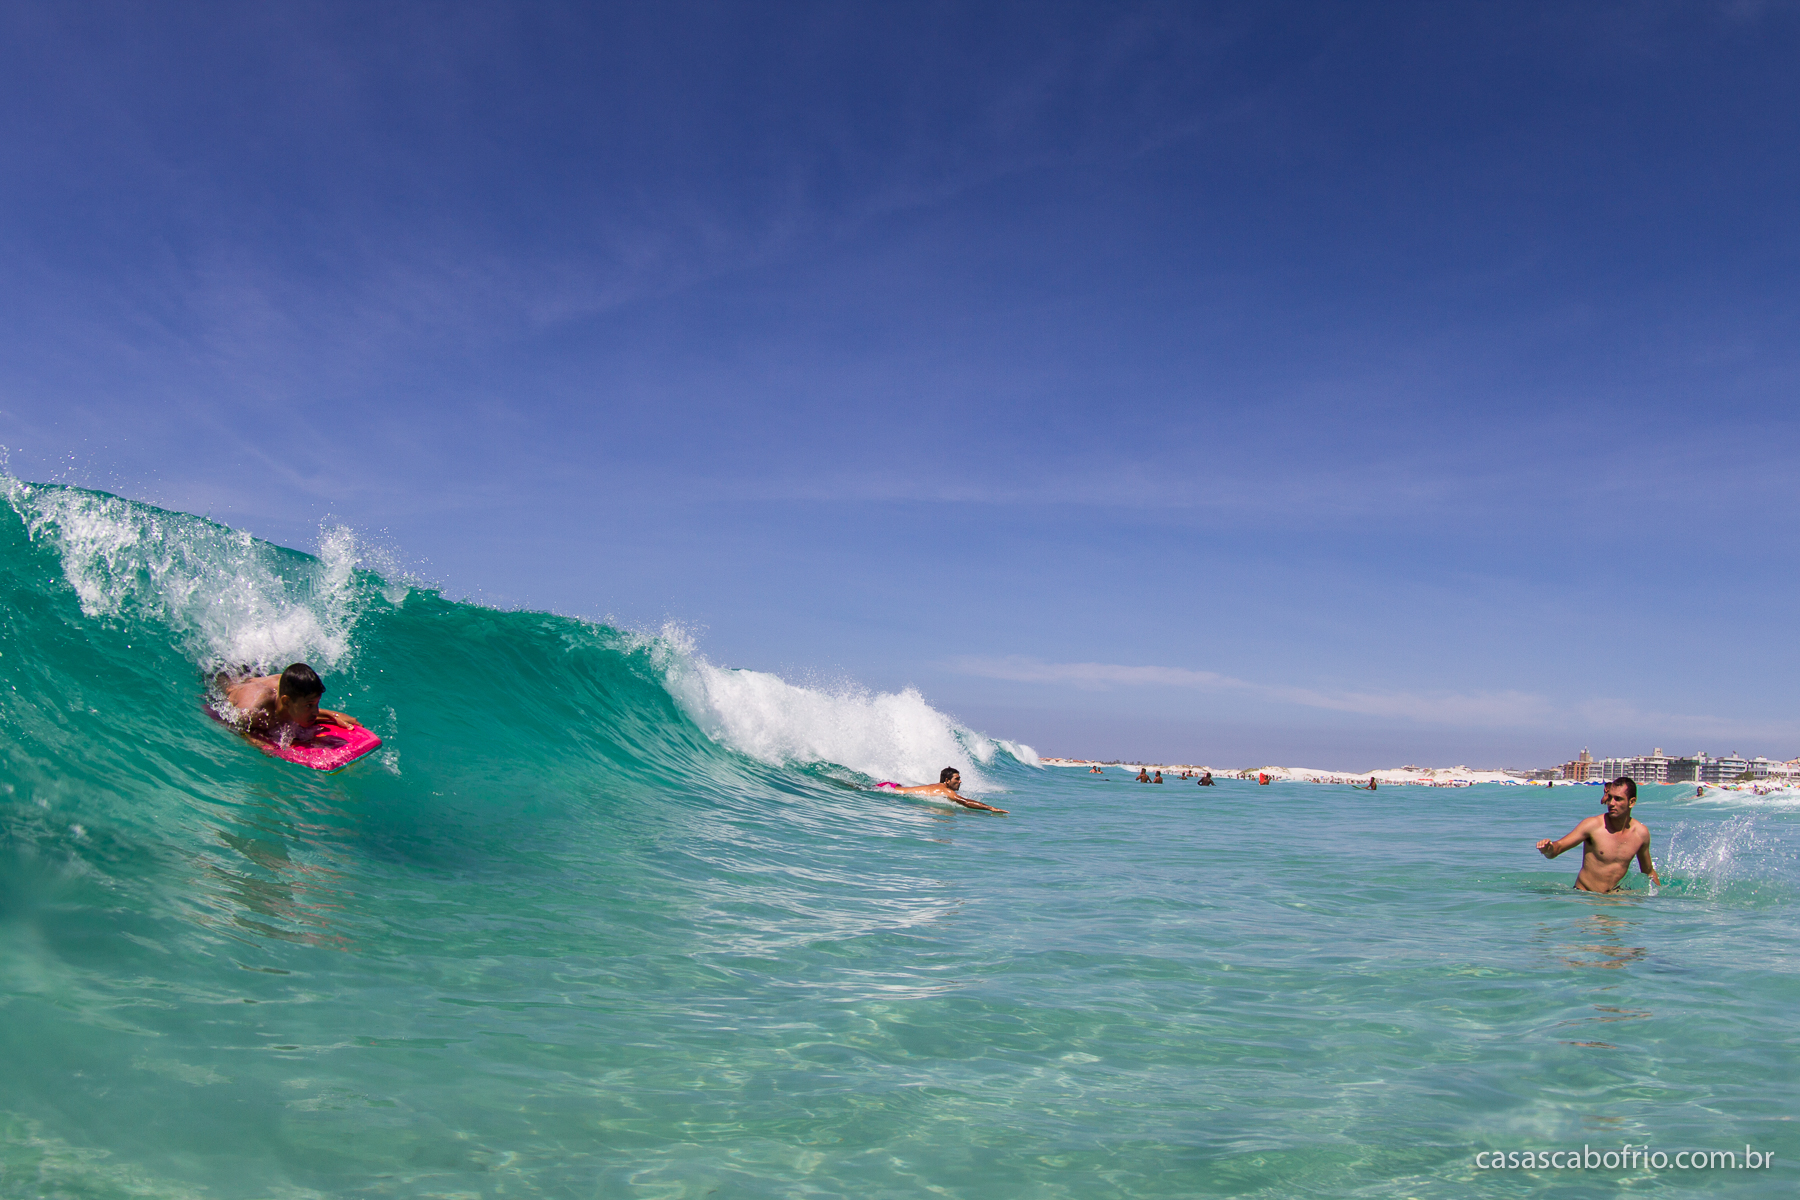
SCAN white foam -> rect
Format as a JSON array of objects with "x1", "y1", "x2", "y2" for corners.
[
  {"x1": 995, "y1": 739, "x2": 1043, "y2": 769},
  {"x1": 644, "y1": 626, "x2": 1036, "y2": 790},
  {"x1": 4, "y1": 479, "x2": 369, "y2": 672},
  {"x1": 1683, "y1": 784, "x2": 1800, "y2": 810}
]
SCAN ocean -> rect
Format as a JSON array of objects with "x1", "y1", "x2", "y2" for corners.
[{"x1": 2, "y1": 480, "x2": 1795, "y2": 1198}]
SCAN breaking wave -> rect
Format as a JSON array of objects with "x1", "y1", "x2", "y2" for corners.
[{"x1": 0, "y1": 477, "x2": 1037, "y2": 796}]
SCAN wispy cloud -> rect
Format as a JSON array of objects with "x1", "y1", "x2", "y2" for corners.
[
  {"x1": 1572, "y1": 698, "x2": 1800, "y2": 748},
  {"x1": 950, "y1": 656, "x2": 1800, "y2": 746},
  {"x1": 949, "y1": 655, "x2": 1555, "y2": 728}
]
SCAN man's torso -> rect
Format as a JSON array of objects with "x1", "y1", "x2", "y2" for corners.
[{"x1": 1578, "y1": 817, "x2": 1648, "y2": 890}]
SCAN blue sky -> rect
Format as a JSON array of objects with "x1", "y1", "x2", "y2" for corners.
[{"x1": 4, "y1": 1, "x2": 1798, "y2": 766}]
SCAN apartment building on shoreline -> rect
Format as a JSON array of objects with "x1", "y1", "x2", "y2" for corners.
[{"x1": 1559, "y1": 747, "x2": 1796, "y2": 784}]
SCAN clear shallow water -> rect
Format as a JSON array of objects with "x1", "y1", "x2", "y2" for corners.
[{"x1": 2, "y1": 483, "x2": 1796, "y2": 1198}]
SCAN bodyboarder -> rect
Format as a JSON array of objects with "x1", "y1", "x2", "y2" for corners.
[
  {"x1": 217, "y1": 663, "x2": 361, "y2": 741},
  {"x1": 881, "y1": 768, "x2": 1008, "y2": 814}
]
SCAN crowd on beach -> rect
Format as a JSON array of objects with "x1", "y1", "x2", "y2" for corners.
[
  {"x1": 1043, "y1": 759, "x2": 1796, "y2": 794},
  {"x1": 1051, "y1": 760, "x2": 1503, "y2": 787}
]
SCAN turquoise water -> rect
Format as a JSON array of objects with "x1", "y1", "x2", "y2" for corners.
[{"x1": 2, "y1": 482, "x2": 1796, "y2": 1198}]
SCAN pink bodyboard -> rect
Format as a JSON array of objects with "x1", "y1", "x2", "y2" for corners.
[{"x1": 209, "y1": 705, "x2": 382, "y2": 772}]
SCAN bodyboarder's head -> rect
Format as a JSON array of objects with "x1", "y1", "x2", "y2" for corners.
[{"x1": 277, "y1": 662, "x2": 325, "y2": 724}]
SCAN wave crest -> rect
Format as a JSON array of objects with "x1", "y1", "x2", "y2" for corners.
[
  {"x1": 650, "y1": 626, "x2": 1036, "y2": 790},
  {"x1": 4, "y1": 478, "x2": 371, "y2": 673}
]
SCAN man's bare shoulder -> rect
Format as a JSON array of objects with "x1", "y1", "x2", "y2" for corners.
[{"x1": 224, "y1": 675, "x2": 279, "y2": 709}]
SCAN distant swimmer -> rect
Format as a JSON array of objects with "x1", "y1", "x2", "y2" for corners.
[
  {"x1": 1197, "y1": 771, "x2": 1214, "y2": 786},
  {"x1": 1353, "y1": 775, "x2": 1378, "y2": 791},
  {"x1": 1536, "y1": 776, "x2": 1660, "y2": 893},
  {"x1": 217, "y1": 662, "x2": 361, "y2": 740},
  {"x1": 882, "y1": 768, "x2": 1008, "y2": 814}
]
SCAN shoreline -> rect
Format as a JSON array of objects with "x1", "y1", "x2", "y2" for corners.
[
  {"x1": 1037, "y1": 758, "x2": 1797, "y2": 792},
  {"x1": 1039, "y1": 758, "x2": 1529, "y2": 785}
]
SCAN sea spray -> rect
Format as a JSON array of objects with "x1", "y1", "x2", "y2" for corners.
[
  {"x1": 1659, "y1": 814, "x2": 1794, "y2": 903},
  {"x1": 4, "y1": 479, "x2": 371, "y2": 672}
]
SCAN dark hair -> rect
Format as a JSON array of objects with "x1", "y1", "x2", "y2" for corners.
[
  {"x1": 940, "y1": 766, "x2": 960, "y2": 784},
  {"x1": 279, "y1": 662, "x2": 325, "y2": 699},
  {"x1": 1607, "y1": 776, "x2": 1637, "y2": 800}
]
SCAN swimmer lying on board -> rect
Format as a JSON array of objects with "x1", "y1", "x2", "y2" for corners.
[
  {"x1": 1536, "y1": 776, "x2": 1659, "y2": 893},
  {"x1": 218, "y1": 662, "x2": 362, "y2": 739},
  {"x1": 878, "y1": 768, "x2": 1008, "y2": 814}
]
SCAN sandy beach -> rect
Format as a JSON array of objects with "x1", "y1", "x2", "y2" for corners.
[{"x1": 1048, "y1": 759, "x2": 1570, "y2": 786}]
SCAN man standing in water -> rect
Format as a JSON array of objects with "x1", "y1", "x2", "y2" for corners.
[
  {"x1": 1536, "y1": 776, "x2": 1660, "y2": 892},
  {"x1": 885, "y1": 768, "x2": 1008, "y2": 813},
  {"x1": 220, "y1": 662, "x2": 361, "y2": 739}
]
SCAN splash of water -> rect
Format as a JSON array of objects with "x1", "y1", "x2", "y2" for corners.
[{"x1": 1659, "y1": 814, "x2": 1792, "y2": 902}]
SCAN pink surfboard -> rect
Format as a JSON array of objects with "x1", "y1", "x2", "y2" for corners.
[{"x1": 209, "y1": 705, "x2": 382, "y2": 772}]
